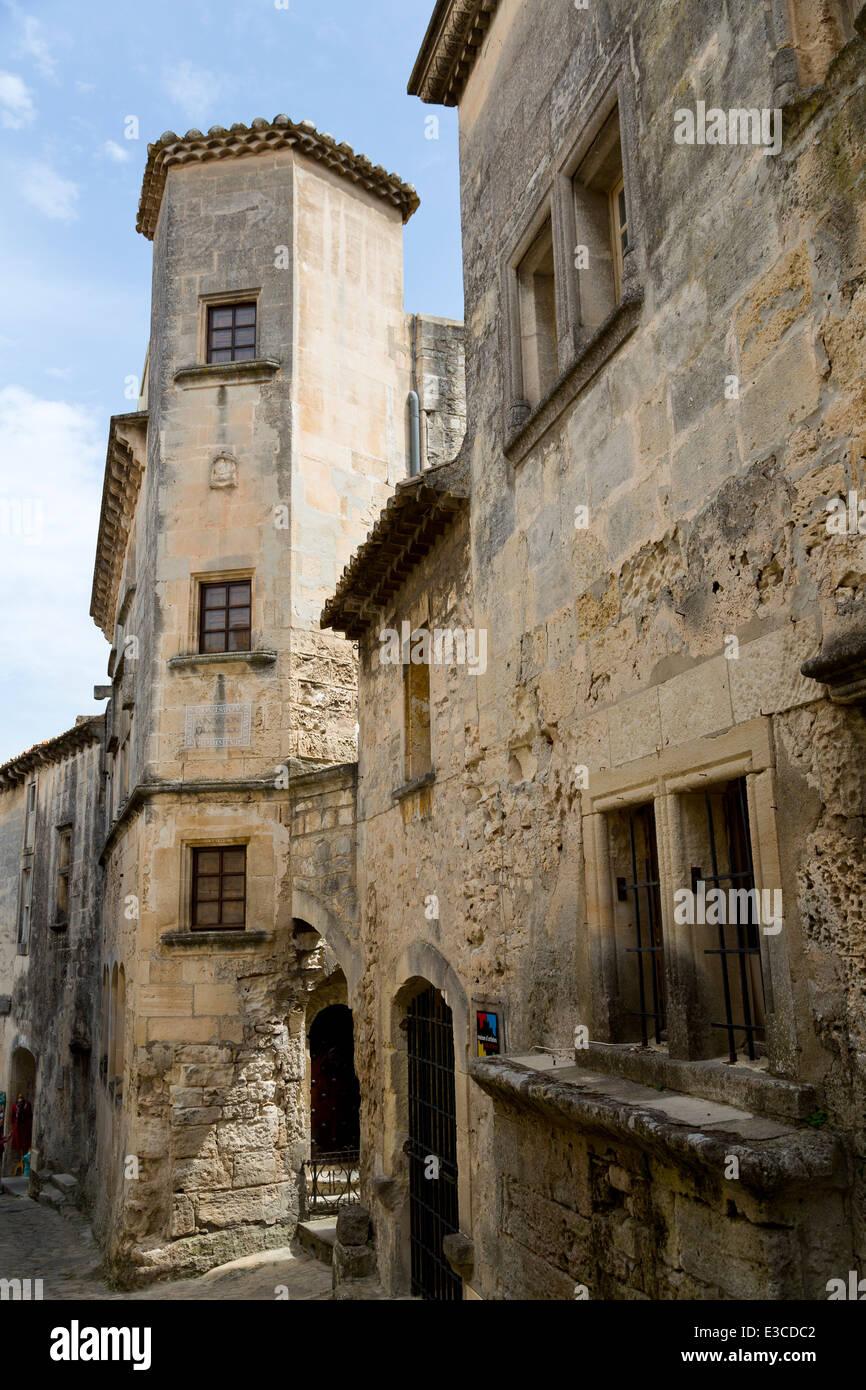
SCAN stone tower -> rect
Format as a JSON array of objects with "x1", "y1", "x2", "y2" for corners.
[{"x1": 88, "y1": 116, "x2": 462, "y2": 1279}]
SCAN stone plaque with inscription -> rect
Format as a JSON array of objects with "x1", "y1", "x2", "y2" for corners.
[{"x1": 184, "y1": 702, "x2": 252, "y2": 749}]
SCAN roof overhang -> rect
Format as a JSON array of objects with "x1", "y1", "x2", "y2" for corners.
[
  {"x1": 0, "y1": 716, "x2": 104, "y2": 790},
  {"x1": 90, "y1": 412, "x2": 148, "y2": 641},
  {"x1": 408, "y1": 0, "x2": 501, "y2": 106},
  {"x1": 321, "y1": 466, "x2": 469, "y2": 640},
  {"x1": 137, "y1": 116, "x2": 420, "y2": 240}
]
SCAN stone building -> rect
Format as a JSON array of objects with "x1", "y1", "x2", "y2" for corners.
[
  {"x1": 320, "y1": 0, "x2": 866, "y2": 1298},
  {"x1": 2, "y1": 0, "x2": 866, "y2": 1303},
  {"x1": 0, "y1": 717, "x2": 104, "y2": 1203}
]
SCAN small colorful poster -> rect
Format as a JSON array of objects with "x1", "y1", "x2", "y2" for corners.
[{"x1": 476, "y1": 1010, "x2": 501, "y2": 1057}]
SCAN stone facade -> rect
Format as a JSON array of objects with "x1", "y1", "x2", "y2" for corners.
[
  {"x1": 319, "y1": 0, "x2": 866, "y2": 1299},
  {"x1": 2, "y1": 0, "x2": 866, "y2": 1303}
]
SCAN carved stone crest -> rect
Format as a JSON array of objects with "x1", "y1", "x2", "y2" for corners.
[{"x1": 210, "y1": 452, "x2": 238, "y2": 489}]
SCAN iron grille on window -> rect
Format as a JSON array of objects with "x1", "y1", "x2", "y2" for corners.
[
  {"x1": 695, "y1": 778, "x2": 766, "y2": 1062},
  {"x1": 618, "y1": 804, "x2": 666, "y2": 1045},
  {"x1": 191, "y1": 846, "x2": 246, "y2": 929},
  {"x1": 206, "y1": 302, "x2": 256, "y2": 363},
  {"x1": 199, "y1": 580, "x2": 251, "y2": 654}
]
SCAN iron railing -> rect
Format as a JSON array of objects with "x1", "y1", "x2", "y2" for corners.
[{"x1": 302, "y1": 1150, "x2": 360, "y2": 1215}]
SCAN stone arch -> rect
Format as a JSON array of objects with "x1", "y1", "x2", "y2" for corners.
[
  {"x1": 292, "y1": 888, "x2": 361, "y2": 997},
  {"x1": 392, "y1": 940, "x2": 471, "y2": 1065},
  {"x1": 6, "y1": 1044, "x2": 36, "y2": 1173}
]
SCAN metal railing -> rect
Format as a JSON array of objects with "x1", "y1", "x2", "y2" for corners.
[{"x1": 302, "y1": 1150, "x2": 360, "y2": 1215}]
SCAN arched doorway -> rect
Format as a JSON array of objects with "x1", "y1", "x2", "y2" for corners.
[
  {"x1": 309, "y1": 1004, "x2": 360, "y2": 1156},
  {"x1": 5, "y1": 1046, "x2": 36, "y2": 1175},
  {"x1": 406, "y1": 984, "x2": 461, "y2": 1300}
]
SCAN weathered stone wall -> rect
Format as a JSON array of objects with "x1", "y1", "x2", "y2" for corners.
[
  {"x1": 0, "y1": 726, "x2": 104, "y2": 1208},
  {"x1": 342, "y1": 0, "x2": 866, "y2": 1299}
]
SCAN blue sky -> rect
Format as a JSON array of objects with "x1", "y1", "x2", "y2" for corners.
[{"x1": 0, "y1": 0, "x2": 462, "y2": 765}]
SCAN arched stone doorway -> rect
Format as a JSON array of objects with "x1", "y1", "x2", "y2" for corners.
[
  {"x1": 403, "y1": 981, "x2": 461, "y2": 1301},
  {"x1": 5, "y1": 1045, "x2": 36, "y2": 1175},
  {"x1": 309, "y1": 1005, "x2": 360, "y2": 1156}
]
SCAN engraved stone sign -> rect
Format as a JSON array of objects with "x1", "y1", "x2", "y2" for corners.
[{"x1": 184, "y1": 702, "x2": 252, "y2": 748}]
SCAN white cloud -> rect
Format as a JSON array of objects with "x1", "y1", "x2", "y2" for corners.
[
  {"x1": 0, "y1": 70, "x2": 35, "y2": 128},
  {"x1": 161, "y1": 60, "x2": 222, "y2": 122},
  {"x1": 101, "y1": 139, "x2": 131, "y2": 163},
  {"x1": 17, "y1": 160, "x2": 80, "y2": 220},
  {"x1": 14, "y1": 13, "x2": 57, "y2": 79},
  {"x1": 0, "y1": 386, "x2": 108, "y2": 763}
]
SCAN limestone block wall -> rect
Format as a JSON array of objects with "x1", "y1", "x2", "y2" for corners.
[{"x1": 0, "y1": 731, "x2": 104, "y2": 1204}]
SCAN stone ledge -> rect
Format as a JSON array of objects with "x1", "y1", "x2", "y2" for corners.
[
  {"x1": 469, "y1": 1057, "x2": 848, "y2": 1196},
  {"x1": 168, "y1": 650, "x2": 278, "y2": 671},
  {"x1": 504, "y1": 288, "x2": 644, "y2": 464},
  {"x1": 391, "y1": 770, "x2": 436, "y2": 802},
  {"x1": 160, "y1": 930, "x2": 274, "y2": 949},
  {"x1": 801, "y1": 621, "x2": 866, "y2": 704},
  {"x1": 173, "y1": 359, "x2": 281, "y2": 389},
  {"x1": 578, "y1": 1042, "x2": 818, "y2": 1123}
]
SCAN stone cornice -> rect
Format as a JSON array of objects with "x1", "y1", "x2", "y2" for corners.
[
  {"x1": 801, "y1": 621, "x2": 866, "y2": 703},
  {"x1": 408, "y1": 0, "x2": 501, "y2": 106},
  {"x1": 137, "y1": 116, "x2": 420, "y2": 240},
  {"x1": 90, "y1": 412, "x2": 148, "y2": 641},
  {"x1": 0, "y1": 716, "x2": 104, "y2": 790}
]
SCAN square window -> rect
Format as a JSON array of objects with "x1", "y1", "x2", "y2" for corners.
[
  {"x1": 192, "y1": 846, "x2": 247, "y2": 929},
  {"x1": 206, "y1": 302, "x2": 257, "y2": 364},
  {"x1": 199, "y1": 579, "x2": 251, "y2": 654}
]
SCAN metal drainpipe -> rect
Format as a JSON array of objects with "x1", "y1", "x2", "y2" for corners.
[{"x1": 408, "y1": 312, "x2": 421, "y2": 477}]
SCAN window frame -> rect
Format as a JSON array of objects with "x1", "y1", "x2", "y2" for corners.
[
  {"x1": 581, "y1": 719, "x2": 794, "y2": 1070},
  {"x1": 191, "y1": 844, "x2": 248, "y2": 930},
  {"x1": 206, "y1": 301, "x2": 257, "y2": 365},
  {"x1": 198, "y1": 578, "x2": 253, "y2": 655},
  {"x1": 54, "y1": 824, "x2": 73, "y2": 925},
  {"x1": 198, "y1": 289, "x2": 261, "y2": 365}
]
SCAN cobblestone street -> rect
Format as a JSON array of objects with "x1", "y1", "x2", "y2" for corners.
[{"x1": 0, "y1": 1191, "x2": 333, "y2": 1301}]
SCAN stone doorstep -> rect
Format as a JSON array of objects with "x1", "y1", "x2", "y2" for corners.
[
  {"x1": 296, "y1": 1217, "x2": 337, "y2": 1265},
  {"x1": 49, "y1": 1173, "x2": 78, "y2": 1195},
  {"x1": 469, "y1": 1057, "x2": 847, "y2": 1196},
  {"x1": 0, "y1": 1177, "x2": 30, "y2": 1197}
]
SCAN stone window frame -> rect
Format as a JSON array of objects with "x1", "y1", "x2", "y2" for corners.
[
  {"x1": 178, "y1": 834, "x2": 251, "y2": 933},
  {"x1": 196, "y1": 287, "x2": 261, "y2": 366},
  {"x1": 502, "y1": 55, "x2": 645, "y2": 464},
  {"x1": 53, "y1": 822, "x2": 73, "y2": 929},
  {"x1": 186, "y1": 567, "x2": 257, "y2": 659},
  {"x1": 581, "y1": 718, "x2": 798, "y2": 1076}
]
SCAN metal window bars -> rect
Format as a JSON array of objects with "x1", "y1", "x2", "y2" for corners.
[
  {"x1": 697, "y1": 778, "x2": 766, "y2": 1063},
  {"x1": 620, "y1": 804, "x2": 667, "y2": 1046},
  {"x1": 406, "y1": 985, "x2": 462, "y2": 1301}
]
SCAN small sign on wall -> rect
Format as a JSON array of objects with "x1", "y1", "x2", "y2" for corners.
[
  {"x1": 474, "y1": 1003, "x2": 504, "y2": 1057},
  {"x1": 184, "y1": 702, "x2": 252, "y2": 749}
]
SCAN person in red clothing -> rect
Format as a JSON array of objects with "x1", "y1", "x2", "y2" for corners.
[{"x1": 8, "y1": 1094, "x2": 32, "y2": 1156}]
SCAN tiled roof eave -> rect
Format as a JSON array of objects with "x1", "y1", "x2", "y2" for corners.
[
  {"x1": 0, "y1": 716, "x2": 105, "y2": 790},
  {"x1": 321, "y1": 479, "x2": 468, "y2": 639},
  {"x1": 137, "y1": 117, "x2": 420, "y2": 240},
  {"x1": 90, "y1": 414, "x2": 147, "y2": 641}
]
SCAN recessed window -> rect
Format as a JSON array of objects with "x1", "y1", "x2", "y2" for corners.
[
  {"x1": 609, "y1": 803, "x2": 666, "y2": 1045},
  {"x1": 192, "y1": 846, "x2": 247, "y2": 929},
  {"x1": 24, "y1": 780, "x2": 37, "y2": 851},
  {"x1": 572, "y1": 107, "x2": 627, "y2": 328},
  {"x1": 516, "y1": 219, "x2": 559, "y2": 408},
  {"x1": 18, "y1": 865, "x2": 32, "y2": 948},
  {"x1": 55, "y1": 827, "x2": 72, "y2": 924},
  {"x1": 404, "y1": 628, "x2": 432, "y2": 782},
  {"x1": 206, "y1": 303, "x2": 257, "y2": 364},
  {"x1": 199, "y1": 579, "x2": 251, "y2": 654}
]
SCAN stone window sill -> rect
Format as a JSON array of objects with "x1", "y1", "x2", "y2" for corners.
[
  {"x1": 160, "y1": 929, "x2": 274, "y2": 948},
  {"x1": 168, "y1": 650, "x2": 277, "y2": 671},
  {"x1": 173, "y1": 359, "x2": 281, "y2": 389},
  {"x1": 392, "y1": 770, "x2": 436, "y2": 802},
  {"x1": 470, "y1": 1056, "x2": 840, "y2": 1192},
  {"x1": 504, "y1": 287, "x2": 643, "y2": 464}
]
